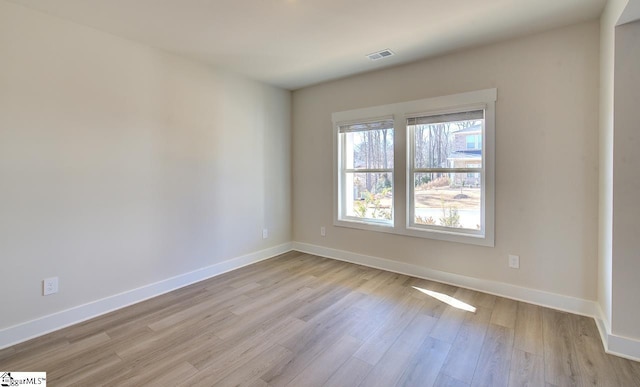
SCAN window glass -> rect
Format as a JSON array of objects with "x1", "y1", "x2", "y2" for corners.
[
  {"x1": 338, "y1": 119, "x2": 394, "y2": 224},
  {"x1": 409, "y1": 113, "x2": 484, "y2": 232}
]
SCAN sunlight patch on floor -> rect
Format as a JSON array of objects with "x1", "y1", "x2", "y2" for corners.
[{"x1": 412, "y1": 286, "x2": 477, "y2": 313}]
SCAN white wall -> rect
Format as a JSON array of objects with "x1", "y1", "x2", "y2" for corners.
[
  {"x1": 598, "y1": 0, "x2": 627, "y2": 337},
  {"x1": 612, "y1": 19, "x2": 640, "y2": 340},
  {"x1": 0, "y1": 1, "x2": 291, "y2": 330},
  {"x1": 293, "y1": 21, "x2": 600, "y2": 301},
  {"x1": 596, "y1": 0, "x2": 640, "y2": 358}
]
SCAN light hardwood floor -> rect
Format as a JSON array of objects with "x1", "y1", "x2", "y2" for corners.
[{"x1": 1, "y1": 251, "x2": 639, "y2": 386}]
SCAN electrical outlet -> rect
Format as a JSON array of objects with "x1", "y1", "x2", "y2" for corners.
[
  {"x1": 262, "y1": 228, "x2": 268, "y2": 239},
  {"x1": 508, "y1": 254, "x2": 520, "y2": 269},
  {"x1": 43, "y1": 277, "x2": 59, "y2": 296},
  {"x1": 320, "y1": 226, "x2": 326, "y2": 237}
]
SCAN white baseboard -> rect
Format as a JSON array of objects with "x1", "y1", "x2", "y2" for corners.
[
  {"x1": 292, "y1": 242, "x2": 598, "y2": 317},
  {"x1": 0, "y1": 242, "x2": 292, "y2": 350},
  {"x1": 595, "y1": 305, "x2": 640, "y2": 362}
]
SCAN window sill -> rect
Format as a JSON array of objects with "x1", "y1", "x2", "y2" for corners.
[{"x1": 333, "y1": 219, "x2": 494, "y2": 247}]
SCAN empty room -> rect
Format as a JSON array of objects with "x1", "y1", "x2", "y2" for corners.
[{"x1": 1, "y1": 0, "x2": 639, "y2": 386}]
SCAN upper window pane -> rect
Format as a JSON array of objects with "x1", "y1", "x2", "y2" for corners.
[
  {"x1": 340, "y1": 120, "x2": 394, "y2": 170},
  {"x1": 409, "y1": 111, "x2": 484, "y2": 169}
]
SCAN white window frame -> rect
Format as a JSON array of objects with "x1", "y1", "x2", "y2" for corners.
[
  {"x1": 334, "y1": 115, "x2": 396, "y2": 232},
  {"x1": 332, "y1": 89, "x2": 496, "y2": 246},
  {"x1": 336, "y1": 116, "x2": 395, "y2": 228}
]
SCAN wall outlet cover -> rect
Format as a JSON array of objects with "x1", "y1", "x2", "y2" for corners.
[
  {"x1": 508, "y1": 254, "x2": 520, "y2": 269},
  {"x1": 43, "y1": 277, "x2": 59, "y2": 296}
]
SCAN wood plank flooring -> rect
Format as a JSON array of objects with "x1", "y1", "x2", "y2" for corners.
[{"x1": 1, "y1": 251, "x2": 639, "y2": 386}]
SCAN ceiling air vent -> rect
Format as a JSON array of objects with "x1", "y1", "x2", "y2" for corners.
[{"x1": 366, "y1": 49, "x2": 394, "y2": 61}]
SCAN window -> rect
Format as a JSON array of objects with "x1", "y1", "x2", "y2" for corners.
[
  {"x1": 333, "y1": 89, "x2": 495, "y2": 246},
  {"x1": 466, "y1": 134, "x2": 482, "y2": 150},
  {"x1": 408, "y1": 110, "x2": 484, "y2": 233},
  {"x1": 336, "y1": 118, "x2": 394, "y2": 225}
]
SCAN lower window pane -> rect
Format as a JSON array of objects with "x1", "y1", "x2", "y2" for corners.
[
  {"x1": 345, "y1": 172, "x2": 393, "y2": 221},
  {"x1": 413, "y1": 172, "x2": 480, "y2": 230}
]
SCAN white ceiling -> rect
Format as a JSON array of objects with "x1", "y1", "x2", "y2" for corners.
[
  {"x1": 619, "y1": 0, "x2": 640, "y2": 25},
  {"x1": 8, "y1": 0, "x2": 607, "y2": 90}
]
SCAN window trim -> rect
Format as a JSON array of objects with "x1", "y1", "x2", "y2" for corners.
[{"x1": 332, "y1": 88, "x2": 496, "y2": 247}]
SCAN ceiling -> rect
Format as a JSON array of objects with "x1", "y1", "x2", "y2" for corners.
[{"x1": 8, "y1": 0, "x2": 607, "y2": 90}]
